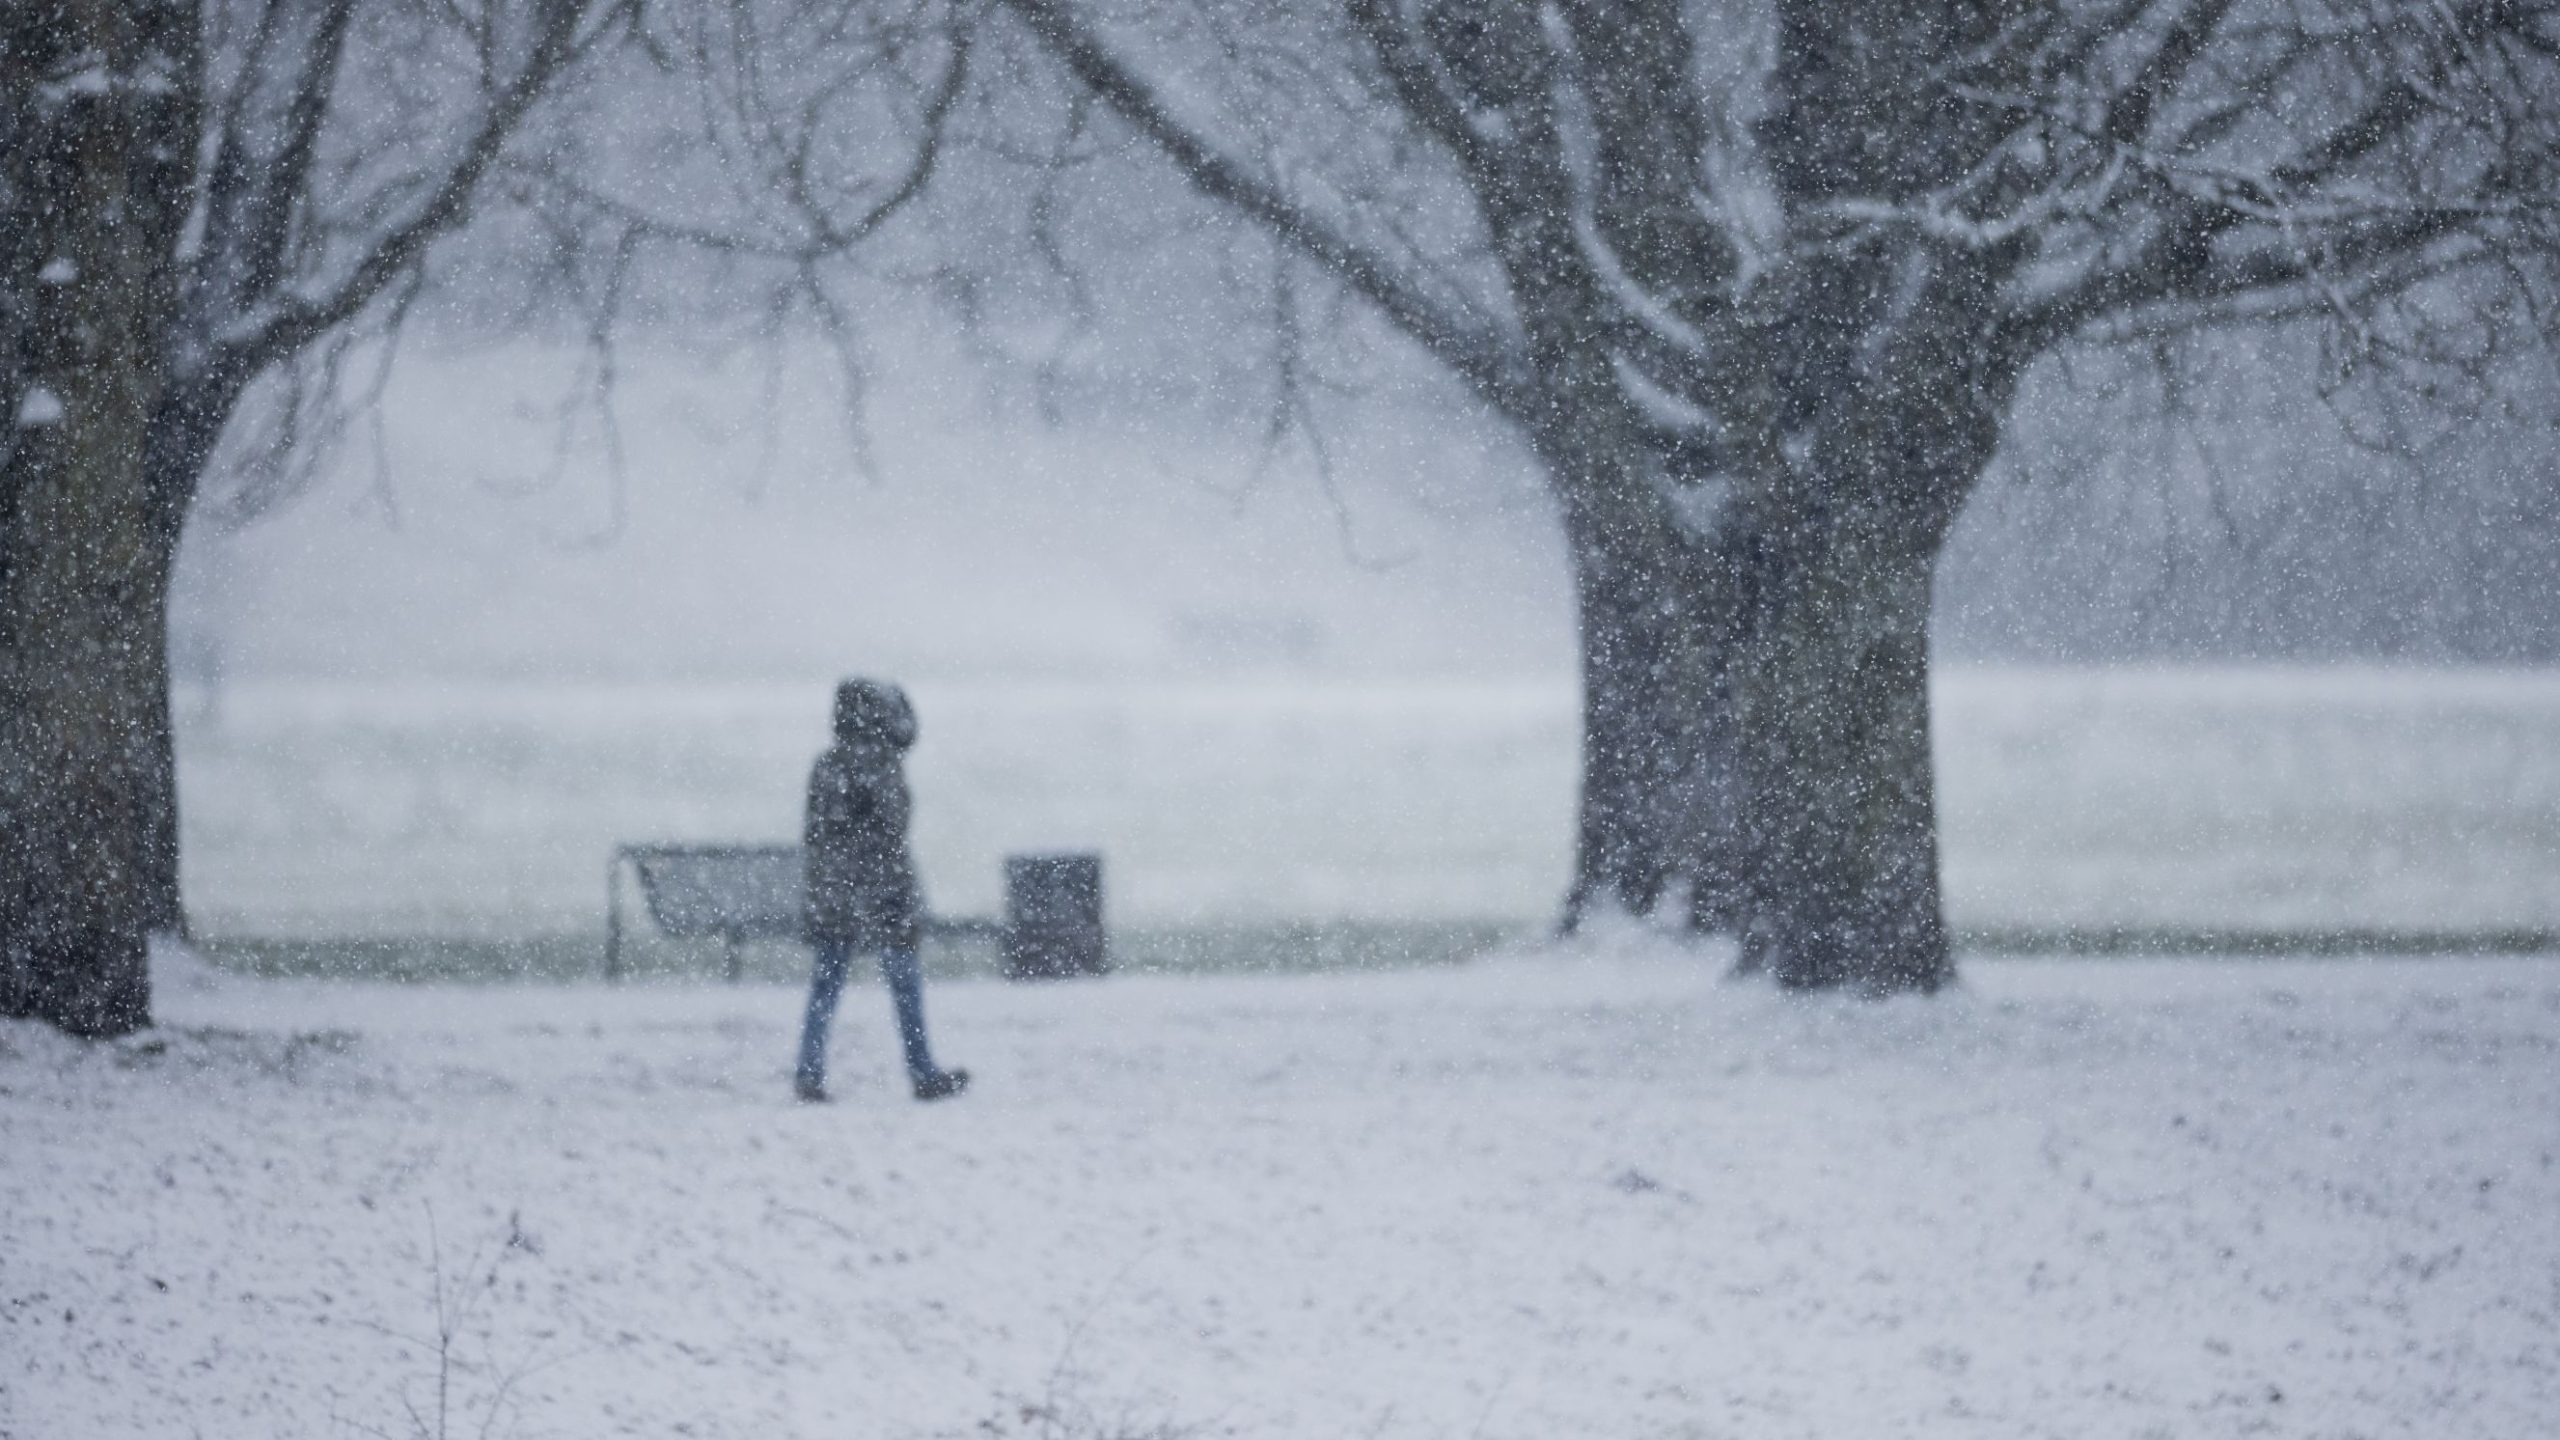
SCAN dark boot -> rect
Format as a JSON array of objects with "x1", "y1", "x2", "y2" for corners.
[{"x1": 911, "y1": 1068, "x2": 970, "y2": 1102}]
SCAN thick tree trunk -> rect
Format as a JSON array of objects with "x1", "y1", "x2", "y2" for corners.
[
  {"x1": 135, "y1": 686, "x2": 186, "y2": 938},
  {"x1": 1665, "y1": 635, "x2": 1745, "y2": 932},
  {"x1": 1729, "y1": 523, "x2": 1951, "y2": 993},
  {"x1": 128, "y1": 389, "x2": 240, "y2": 942},
  {"x1": 1702, "y1": 233, "x2": 2015, "y2": 993},
  {"x1": 1718, "y1": 331, "x2": 2007, "y2": 993},
  {"x1": 0, "y1": 522, "x2": 182, "y2": 1034},
  {"x1": 1549, "y1": 439, "x2": 1746, "y2": 936},
  {"x1": 0, "y1": 1, "x2": 200, "y2": 1036},
  {"x1": 1563, "y1": 543, "x2": 1681, "y2": 925}
]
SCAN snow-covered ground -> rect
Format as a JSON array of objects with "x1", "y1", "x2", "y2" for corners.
[
  {"x1": 176, "y1": 668, "x2": 2560, "y2": 939},
  {"x1": 7, "y1": 944, "x2": 2555, "y2": 1438}
]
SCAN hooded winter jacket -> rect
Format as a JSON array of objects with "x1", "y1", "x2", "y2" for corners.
[{"x1": 802, "y1": 679, "x2": 923, "y2": 949}]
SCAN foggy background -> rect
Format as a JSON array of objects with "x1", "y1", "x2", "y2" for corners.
[
  {"x1": 171, "y1": 331, "x2": 2560, "y2": 689},
  {"x1": 160, "y1": 312, "x2": 2560, "y2": 945}
]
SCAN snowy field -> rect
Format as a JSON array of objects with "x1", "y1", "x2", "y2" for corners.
[
  {"x1": 6, "y1": 944, "x2": 2556, "y2": 1438},
  {"x1": 175, "y1": 667, "x2": 2560, "y2": 943}
]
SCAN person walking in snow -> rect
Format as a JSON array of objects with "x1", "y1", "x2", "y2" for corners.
[{"x1": 795, "y1": 678, "x2": 969, "y2": 1103}]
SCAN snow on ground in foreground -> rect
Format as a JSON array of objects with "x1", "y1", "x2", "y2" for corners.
[{"x1": 6, "y1": 949, "x2": 2556, "y2": 1439}]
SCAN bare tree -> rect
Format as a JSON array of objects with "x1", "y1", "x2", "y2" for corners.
[
  {"x1": 988, "y1": 0, "x2": 2559, "y2": 990},
  {"x1": 4, "y1": 0, "x2": 636, "y2": 1035},
  {"x1": 0, "y1": 0, "x2": 966, "y2": 1036}
]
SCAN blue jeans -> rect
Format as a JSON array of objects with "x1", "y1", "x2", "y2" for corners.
[{"x1": 796, "y1": 940, "x2": 939, "y2": 1090}]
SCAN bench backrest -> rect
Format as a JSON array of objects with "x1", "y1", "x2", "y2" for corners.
[{"x1": 624, "y1": 844, "x2": 802, "y2": 939}]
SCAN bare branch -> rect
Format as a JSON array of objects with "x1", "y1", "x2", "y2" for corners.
[
  {"x1": 1550, "y1": 0, "x2": 1743, "y2": 329},
  {"x1": 995, "y1": 0, "x2": 1520, "y2": 405},
  {"x1": 807, "y1": 8, "x2": 977, "y2": 253},
  {"x1": 1342, "y1": 0, "x2": 1497, "y2": 185},
  {"x1": 2015, "y1": 0, "x2": 2556, "y2": 352},
  {"x1": 225, "y1": 0, "x2": 602, "y2": 373},
  {"x1": 2099, "y1": 0, "x2": 2242, "y2": 147}
]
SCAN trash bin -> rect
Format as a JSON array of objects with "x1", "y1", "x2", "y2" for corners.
[{"x1": 1004, "y1": 852, "x2": 1106, "y2": 979}]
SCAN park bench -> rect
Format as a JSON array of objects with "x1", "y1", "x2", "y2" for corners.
[{"x1": 606, "y1": 844, "x2": 1105, "y2": 983}]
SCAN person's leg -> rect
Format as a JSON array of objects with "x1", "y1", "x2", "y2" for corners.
[
  {"x1": 795, "y1": 938, "x2": 853, "y2": 1097},
  {"x1": 876, "y1": 945, "x2": 941, "y2": 1083}
]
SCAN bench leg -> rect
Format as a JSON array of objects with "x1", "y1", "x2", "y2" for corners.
[
  {"x1": 725, "y1": 932, "x2": 745, "y2": 985},
  {"x1": 606, "y1": 855, "x2": 625, "y2": 983}
]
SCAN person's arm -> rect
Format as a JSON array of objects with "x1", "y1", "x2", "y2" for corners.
[{"x1": 804, "y1": 755, "x2": 847, "y2": 852}]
